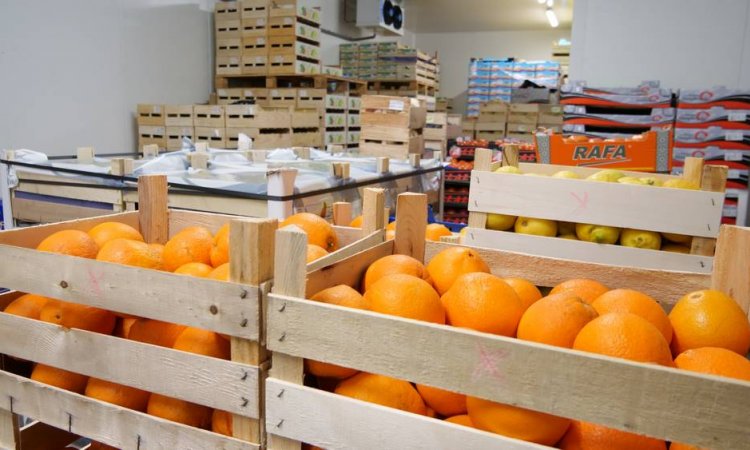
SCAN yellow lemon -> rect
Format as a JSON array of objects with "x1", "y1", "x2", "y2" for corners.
[
  {"x1": 515, "y1": 218, "x2": 557, "y2": 237},
  {"x1": 551, "y1": 170, "x2": 581, "y2": 179},
  {"x1": 662, "y1": 244, "x2": 690, "y2": 254},
  {"x1": 661, "y1": 232, "x2": 692, "y2": 245},
  {"x1": 620, "y1": 229, "x2": 661, "y2": 250},
  {"x1": 486, "y1": 214, "x2": 517, "y2": 231},
  {"x1": 494, "y1": 166, "x2": 523, "y2": 174},
  {"x1": 663, "y1": 178, "x2": 700, "y2": 190},
  {"x1": 576, "y1": 223, "x2": 620, "y2": 244},
  {"x1": 586, "y1": 170, "x2": 625, "y2": 183},
  {"x1": 618, "y1": 176, "x2": 647, "y2": 185}
]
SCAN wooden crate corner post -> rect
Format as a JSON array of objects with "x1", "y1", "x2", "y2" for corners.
[
  {"x1": 688, "y1": 161, "x2": 729, "y2": 257},
  {"x1": 332, "y1": 202, "x2": 352, "y2": 226},
  {"x1": 267, "y1": 168, "x2": 298, "y2": 220},
  {"x1": 394, "y1": 192, "x2": 428, "y2": 260},
  {"x1": 361, "y1": 188, "x2": 385, "y2": 236},
  {"x1": 229, "y1": 217, "x2": 278, "y2": 445},
  {"x1": 137, "y1": 175, "x2": 169, "y2": 244},
  {"x1": 712, "y1": 225, "x2": 750, "y2": 318},
  {"x1": 466, "y1": 147, "x2": 495, "y2": 229},
  {"x1": 268, "y1": 225, "x2": 308, "y2": 450}
]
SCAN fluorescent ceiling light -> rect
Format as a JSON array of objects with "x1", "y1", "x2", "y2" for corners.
[
  {"x1": 546, "y1": 0, "x2": 554, "y2": 6},
  {"x1": 537, "y1": 0, "x2": 546, "y2": 4},
  {"x1": 546, "y1": 8, "x2": 559, "y2": 27}
]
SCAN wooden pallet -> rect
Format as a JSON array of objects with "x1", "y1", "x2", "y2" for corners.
[
  {"x1": 0, "y1": 177, "x2": 387, "y2": 449},
  {"x1": 464, "y1": 147, "x2": 727, "y2": 273},
  {"x1": 264, "y1": 191, "x2": 750, "y2": 450}
]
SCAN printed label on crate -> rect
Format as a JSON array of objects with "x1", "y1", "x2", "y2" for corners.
[
  {"x1": 389, "y1": 100, "x2": 405, "y2": 111},
  {"x1": 729, "y1": 112, "x2": 747, "y2": 122},
  {"x1": 726, "y1": 131, "x2": 744, "y2": 141},
  {"x1": 725, "y1": 150, "x2": 745, "y2": 161}
]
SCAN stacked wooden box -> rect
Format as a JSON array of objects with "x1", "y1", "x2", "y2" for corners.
[
  {"x1": 537, "y1": 104, "x2": 564, "y2": 132},
  {"x1": 214, "y1": 0, "x2": 321, "y2": 77},
  {"x1": 359, "y1": 95, "x2": 426, "y2": 159},
  {"x1": 424, "y1": 112, "x2": 448, "y2": 158},
  {"x1": 506, "y1": 104, "x2": 539, "y2": 142},
  {"x1": 136, "y1": 103, "x2": 323, "y2": 150},
  {"x1": 474, "y1": 101, "x2": 507, "y2": 141}
]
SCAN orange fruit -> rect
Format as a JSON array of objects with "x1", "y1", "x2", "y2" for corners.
[
  {"x1": 162, "y1": 226, "x2": 213, "y2": 272},
  {"x1": 573, "y1": 313, "x2": 673, "y2": 366},
  {"x1": 503, "y1": 277, "x2": 542, "y2": 311},
  {"x1": 210, "y1": 223, "x2": 230, "y2": 267},
  {"x1": 425, "y1": 223, "x2": 452, "y2": 241},
  {"x1": 173, "y1": 327, "x2": 230, "y2": 360},
  {"x1": 85, "y1": 377, "x2": 150, "y2": 411},
  {"x1": 349, "y1": 215, "x2": 363, "y2": 228},
  {"x1": 517, "y1": 292, "x2": 598, "y2": 348},
  {"x1": 40, "y1": 300, "x2": 116, "y2": 335},
  {"x1": 174, "y1": 262, "x2": 214, "y2": 278},
  {"x1": 442, "y1": 273, "x2": 522, "y2": 335},
  {"x1": 208, "y1": 263, "x2": 230, "y2": 281},
  {"x1": 147, "y1": 394, "x2": 211, "y2": 428},
  {"x1": 550, "y1": 279, "x2": 609, "y2": 304},
  {"x1": 427, "y1": 247, "x2": 490, "y2": 295},
  {"x1": 307, "y1": 285, "x2": 370, "y2": 378},
  {"x1": 592, "y1": 289, "x2": 672, "y2": 343},
  {"x1": 445, "y1": 415, "x2": 474, "y2": 427},
  {"x1": 559, "y1": 420, "x2": 667, "y2": 449},
  {"x1": 670, "y1": 443, "x2": 705, "y2": 450},
  {"x1": 669, "y1": 290, "x2": 750, "y2": 356},
  {"x1": 306, "y1": 244, "x2": 328, "y2": 263},
  {"x1": 335, "y1": 373, "x2": 427, "y2": 415},
  {"x1": 37, "y1": 229, "x2": 98, "y2": 258},
  {"x1": 362, "y1": 254, "x2": 431, "y2": 292},
  {"x1": 3, "y1": 293, "x2": 50, "y2": 319},
  {"x1": 212, "y1": 409, "x2": 233, "y2": 437},
  {"x1": 114, "y1": 317, "x2": 138, "y2": 338},
  {"x1": 280, "y1": 213, "x2": 339, "y2": 252},
  {"x1": 365, "y1": 274, "x2": 445, "y2": 324},
  {"x1": 88, "y1": 222, "x2": 143, "y2": 248},
  {"x1": 31, "y1": 364, "x2": 88, "y2": 393},
  {"x1": 415, "y1": 384, "x2": 466, "y2": 416},
  {"x1": 467, "y1": 397, "x2": 570, "y2": 445},
  {"x1": 128, "y1": 319, "x2": 187, "y2": 348},
  {"x1": 674, "y1": 347, "x2": 750, "y2": 381},
  {"x1": 96, "y1": 238, "x2": 163, "y2": 270}
]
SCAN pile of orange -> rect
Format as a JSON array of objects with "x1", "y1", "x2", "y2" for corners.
[
  {"x1": 348, "y1": 215, "x2": 454, "y2": 242},
  {"x1": 305, "y1": 246, "x2": 750, "y2": 448}
]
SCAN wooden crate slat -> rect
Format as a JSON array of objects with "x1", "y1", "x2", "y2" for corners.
[
  {"x1": 516, "y1": 162, "x2": 681, "y2": 180},
  {"x1": 0, "y1": 211, "x2": 138, "y2": 247},
  {"x1": 0, "y1": 371, "x2": 258, "y2": 450},
  {"x1": 463, "y1": 227, "x2": 713, "y2": 275},
  {"x1": 424, "y1": 241, "x2": 710, "y2": 303},
  {"x1": 0, "y1": 245, "x2": 260, "y2": 340},
  {"x1": 0, "y1": 313, "x2": 260, "y2": 418},
  {"x1": 12, "y1": 197, "x2": 114, "y2": 224},
  {"x1": 265, "y1": 379, "x2": 543, "y2": 450},
  {"x1": 266, "y1": 295, "x2": 750, "y2": 448},
  {"x1": 16, "y1": 181, "x2": 123, "y2": 205},
  {"x1": 0, "y1": 409, "x2": 14, "y2": 450},
  {"x1": 468, "y1": 171, "x2": 724, "y2": 238},
  {"x1": 307, "y1": 229, "x2": 385, "y2": 272}
]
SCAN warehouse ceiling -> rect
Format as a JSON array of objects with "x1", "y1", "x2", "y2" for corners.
[{"x1": 408, "y1": 0, "x2": 574, "y2": 32}]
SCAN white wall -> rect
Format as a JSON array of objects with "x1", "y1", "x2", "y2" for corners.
[
  {"x1": 0, "y1": 0, "x2": 213, "y2": 156},
  {"x1": 416, "y1": 29, "x2": 571, "y2": 111},
  {"x1": 571, "y1": 0, "x2": 750, "y2": 88}
]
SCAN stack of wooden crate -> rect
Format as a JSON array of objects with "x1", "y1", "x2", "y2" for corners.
[
  {"x1": 359, "y1": 95, "x2": 426, "y2": 159},
  {"x1": 506, "y1": 104, "x2": 539, "y2": 142},
  {"x1": 537, "y1": 104, "x2": 564, "y2": 132},
  {"x1": 136, "y1": 104, "x2": 166, "y2": 149},
  {"x1": 214, "y1": 0, "x2": 321, "y2": 77},
  {"x1": 474, "y1": 101, "x2": 507, "y2": 141},
  {"x1": 424, "y1": 112, "x2": 448, "y2": 158}
]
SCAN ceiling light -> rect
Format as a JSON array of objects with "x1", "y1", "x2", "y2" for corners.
[
  {"x1": 537, "y1": 0, "x2": 546, "y2": 4},
  {"x1": 546, "y1": 0, "x2": 554, "y2": 6},
  {"x1": 546, "y1": 8, "x2": 559, "y2": 27}
]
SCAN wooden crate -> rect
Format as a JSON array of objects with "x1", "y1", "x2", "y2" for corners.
[
  {"x1": 194, "y1": 105, "x2": 226, "y2": 128},
  {"x1": 268, "y1": 36, "x2": 320, "y2": 61},
  {"x1": 217, "y1": 55, "x2": 243, "y2": 76},
  {"x1": 165, "y1": 105, "x2": 194, "y2": 127},
  {"x1": 226, "y1": 105, "x2": 295, "y2": 129},
  {"x1": 195, "y1": 126, "x2": 227, "y2": 147},
  {"x1": 359, "y1": 134, "x2": 424, "y2": 159},
  {"x1": 138, "y1": 125, "x2": 166, "y2": 149},
  {"x1": 241, "y1": 17, "x2": 267, "y2": 38},
  {"x1": 268, "y1": 88, "x2": 297, "y2": 108},
  {"x1": 291, "y1": 129, "x2": 323, "y2": 147},
  {"x1": 242, "y1": 35, "x2": 268, "y2": 56},
  {"x1": 0, "y1": 177, "x2": 388, "y2": 450},
  {"x1": 424, "y1": 112, "x2": 447, "y2": 141},
  {"x1": 291, "y1": 109, "x2": 320, "y2": 128},
  {"x1": 215, "y1": 0, "x2": 240, "y2": 20},
  {"x1": 296, "y1": 88, "x2": 325, "y2": 109},
  {"x1": 216, "y1": 19, "x2": 242, "y2": 40},
  {"x1": 324, "y1": 112, "x2": 346, "y2": 128},
  {"x1": 255, "y1": 129, "x2": 292, "y2": 148},
  {"x1": 136, "y1": 104, "x2": 165, "y2": 126},
  {"x1": 0, "y1": 176, "x2": 268, "y2": 449},
  {"x1": 166, "y1": 126, "x2": 195, "y2": 150},
  {"x1": 264, "y1": 191, "x2": 750, "y2": 450},
  {"x1": 269, "y1": 0, "x2": 320, "y2": 24},
  {"x1": 465, "y1": 147, "x2": 727, "y2": 273},
  {"x1": 240, "y1": 0, "x2": 268, "y2": 19},
  {"x1": 268, "y1": 55, "x2": 320, "y2": 76},
  {"x1": 506, "y1": 123, "x2": 535, "y2": 133},
  {"x1": 347, "y1": 112, "x2": 360, "y2": 128},
  {"x1": 226, "y1": 127, "x2": 259, "y2": 148},
  {"x1": 241, "y1": 55, "x2": 268, "y2": 75},
  {"x1": 217, "y1": 38, "x2": 243, "y2": 57},
  {"x1": 267, "y1": 17, "x2": 320, "y2": 44},
  {"x1": 360, "y1": 95, "x2": 427, "y2": 131}
]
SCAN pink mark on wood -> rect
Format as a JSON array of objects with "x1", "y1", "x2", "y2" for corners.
[
  {"x1": 570, "y1": 191, "x2": 589, "y2": 212},
  {"x1": 87, "y1": 268, "x2": 105, "y2": 296},
  {"x1": 471, "y1": 343, "x2": 509, "y2": 383}
]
